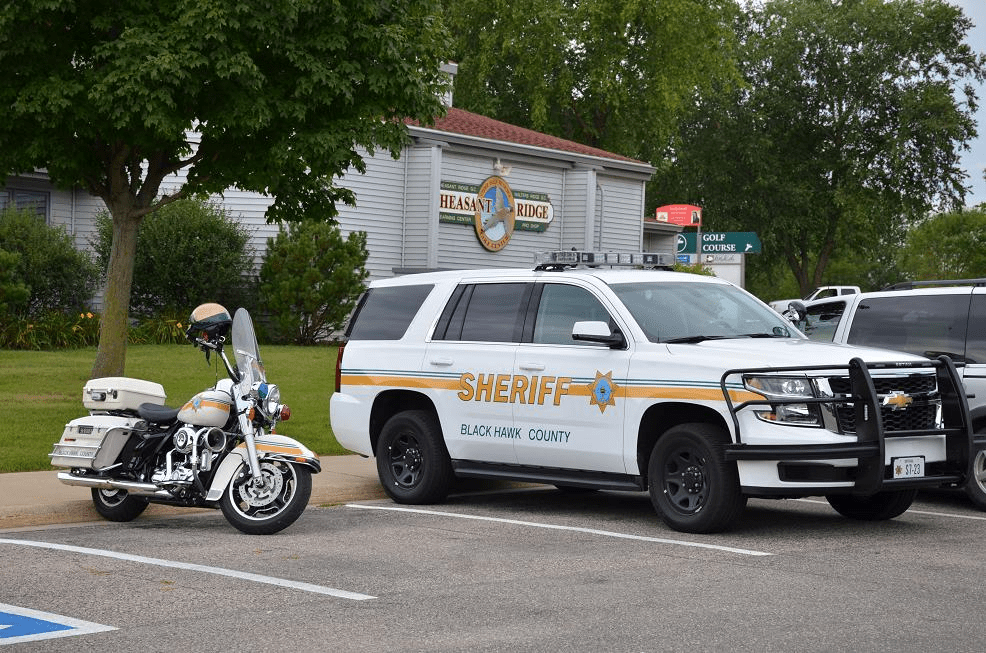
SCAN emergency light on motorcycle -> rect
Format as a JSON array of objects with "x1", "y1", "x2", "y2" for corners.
[{"x1": 534, "y1": 250, "x2": 674, "y2": 270}]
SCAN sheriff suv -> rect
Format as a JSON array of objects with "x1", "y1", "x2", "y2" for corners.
[
  {"x1": 790, "y1": 278, "x2": 986, "y2": 510},
  {"x1": 330, "y1": 252, "x2": 974, "y2": 533}
]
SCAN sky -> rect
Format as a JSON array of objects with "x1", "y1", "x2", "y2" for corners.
[{"x1": 952, "y1": 0, "x2": 986, "y2": 207}]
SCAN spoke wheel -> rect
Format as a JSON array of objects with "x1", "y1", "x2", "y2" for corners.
[
  {"x1": 220, "y1": 460, "x2": 312, "y2": 535},
  {"x1": 376, "y1": 410, "x2": 453, "y2": 504},
  {"x1": 648, "y1": 423, "x2": 745, "y2": 533}
]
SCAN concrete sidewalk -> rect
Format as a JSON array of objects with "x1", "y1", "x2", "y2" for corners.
[{"x1": 0, "y1": 455, "x2": 388, "y2": 530}]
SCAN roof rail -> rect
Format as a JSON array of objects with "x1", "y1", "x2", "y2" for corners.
[
  {"x1": 881, "y1": 278, "x2": 986, "y2": 291},
  {"x1": 534, "y1": 250, "x2": 674, "y2": 271}
]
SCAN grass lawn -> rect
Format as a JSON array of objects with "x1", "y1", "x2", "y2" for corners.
[{"x1": 0, "y1": 343, "x2": 348, "y2": 473}]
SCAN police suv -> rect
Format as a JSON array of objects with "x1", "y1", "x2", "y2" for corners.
[{"x1": 330, "y1": 251, "x2": 974, "y2": 533}]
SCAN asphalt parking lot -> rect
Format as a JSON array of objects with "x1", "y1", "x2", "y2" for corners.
[{"x1": 2, "y1": 484, "x2": 985, "y2": 652}]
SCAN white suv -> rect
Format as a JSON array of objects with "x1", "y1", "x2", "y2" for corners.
[
  {"x1": 330, "y1": 252, "x2": 974, "y2": 533},
  {"x1": 791, "y1": 279, "x2": 986, "y2": 509}
]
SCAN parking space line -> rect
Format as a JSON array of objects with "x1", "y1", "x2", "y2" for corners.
[
  {"x1": 346, "y1": 504, "x2": 772, "y2": 556},
  {"x1": 0, "y1": 539, "x2": 375, "y2": 600}
]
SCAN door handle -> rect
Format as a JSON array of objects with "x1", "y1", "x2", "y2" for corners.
[
  {"x1": 518, "y1": 362, "x2": 545, "y2": 371},
  {"x1": 429, "y1": 358, "x2": 454, "y2": 367}
]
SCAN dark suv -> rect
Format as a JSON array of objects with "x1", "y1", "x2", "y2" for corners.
[{"x1": 790, "y1": 279, "x2": 986, "y2": 508}]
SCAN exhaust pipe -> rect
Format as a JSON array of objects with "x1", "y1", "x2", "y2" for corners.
[{"x1": 57, "y1": 472, "x2": 172, "y2": 498}]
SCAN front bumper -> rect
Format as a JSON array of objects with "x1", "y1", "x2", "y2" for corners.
[{"x1": 721, "y1": 356, "x2": 978, "y2": 495}]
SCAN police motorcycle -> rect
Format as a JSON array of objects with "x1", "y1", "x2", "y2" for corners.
[{"x1": 51, "y1": 303, "x2": 321, "y2": 535}]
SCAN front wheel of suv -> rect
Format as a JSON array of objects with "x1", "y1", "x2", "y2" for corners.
[
  {"x1": 376, "y1": 410, "x2": 454, "y2": 504},
  {"x1": 964, "y1": 448, "x2": 986, "y2": 510}
]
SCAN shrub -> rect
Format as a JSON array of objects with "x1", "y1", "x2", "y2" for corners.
[
  {"x1": 259, "y1": 221, "x2": 368, "y2": 344},
  {"x1": 0, "y1": 208, "x2": 100, "y2": 316},
  {"x1": 0, "y1": 249, "x2": 29, "y2": 316},
  {"x1": 92, "y1": 199, "x2": 256, "y2": 319}
]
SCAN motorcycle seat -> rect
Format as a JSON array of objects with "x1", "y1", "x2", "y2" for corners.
[{"x1": 138, "y1": 402, "x2": 180, "y2": 424}]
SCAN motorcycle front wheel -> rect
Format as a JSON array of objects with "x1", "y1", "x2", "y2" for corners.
[{"x1": 220, "y1": 460, "x2": 312, "y2": 535}]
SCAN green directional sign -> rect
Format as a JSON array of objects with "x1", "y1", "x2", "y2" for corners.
[{"x1": 676, "y1": 232, "x2": 761, "y2": 254}]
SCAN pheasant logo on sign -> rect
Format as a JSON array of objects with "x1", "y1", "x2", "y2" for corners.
[{"x1": 474, "y1": 176, "x2": 516, "y2": 252}]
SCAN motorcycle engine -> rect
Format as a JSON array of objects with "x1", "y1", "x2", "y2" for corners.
[{"x1": 151, "y1": 426, "x2": 229, "y2": 491}]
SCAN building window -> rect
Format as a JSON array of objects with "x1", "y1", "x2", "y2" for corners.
[{"x1": 0, "y1": 189, "x2": 49, "y2": 220}]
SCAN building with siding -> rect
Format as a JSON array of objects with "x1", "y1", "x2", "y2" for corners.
[{"x1": 3, "y1": 84, "x2": 677, "y2": 290}]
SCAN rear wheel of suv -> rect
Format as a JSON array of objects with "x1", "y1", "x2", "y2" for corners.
[
  {"x1": 964, "y1": 448, "x2": 986, "y2": 510},
  {"x1": 648, "y1": 423, "x2": 746, "y2": 534},
  {"x1": 377, "y1": 410, "x2": 454, "y2": 504},
  {"x1": 825, "y1": 489, "x2": 917, "y2": 520}
]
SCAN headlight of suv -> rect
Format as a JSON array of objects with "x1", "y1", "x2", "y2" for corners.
[{"x1": 744, "y1": 375, "x2": 822, "y2": 427}]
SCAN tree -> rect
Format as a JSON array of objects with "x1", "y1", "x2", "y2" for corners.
[
  {"x1": 440, "y1": 0, "x2": 739, "y2": 165},
  {"x1": 656, "y1": 0, "x2": 985, "y2": 297},
  {"x1": 0, "y1": 0, "x2": 449, "y2": 377},
  {"x1": 259, "y1": 221, "x2": 368, "y2": 344},
  {"x1": 899, "y1": 207, "x2": 986, "y2": 280}
]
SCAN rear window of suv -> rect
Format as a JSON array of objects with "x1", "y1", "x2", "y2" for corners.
[
  {"x1": 347, "y1": 284, "x2": 434, "y2": 340},
  {"x1": 846, "y1": 294, "x2": 971, "y2": 361}
]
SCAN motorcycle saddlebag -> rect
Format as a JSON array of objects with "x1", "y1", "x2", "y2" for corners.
[
  {"x1": 83, "y1": 377, "x2": 166, "y2": 412},
  {"x1": 49, "y1": 415, "x2": 142, "y2": 470}
]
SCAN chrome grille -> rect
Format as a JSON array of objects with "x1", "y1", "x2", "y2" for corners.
[{"x1": 826, "y1": 374, "x2": 939, "y2": 434}]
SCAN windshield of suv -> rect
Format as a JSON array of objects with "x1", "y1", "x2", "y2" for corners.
[{"x1": 611, "y1": 281, "x2": 799, "y2": 343}]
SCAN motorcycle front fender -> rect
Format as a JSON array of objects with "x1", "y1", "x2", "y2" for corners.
[{"x1": 205, "y1": 434, "x2": 322, "y2": 502}]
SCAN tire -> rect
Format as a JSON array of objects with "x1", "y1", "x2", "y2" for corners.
[
  {"x1": 648, "y1": 423, "x2": 746, "y2": 534},
  {"x1": 825, "y1": 489, "x2": 917, "y2": 521},
  {"x1": 91, "y1": 488, "x2": 149, "y2": 522},
  {"x1": 963, "y1": 448, "x2": 986, "y2": 511},
  {"x1": 220, "y1": 460, "x2": 312, "y2": 535},
  {"x1": 377, "y1": 410, "x2": 453, "y2": 504}
]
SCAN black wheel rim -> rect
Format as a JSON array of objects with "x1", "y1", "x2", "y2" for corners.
[
  {"x1": 387, "y1": 432, "x2": 424, "y2": 489},
  {"x1": 97, "y1": 488, "x2": 127, "y2": 507},
  {"x1": 662, "y1": 446, "x2": 708, "y2": 514}
]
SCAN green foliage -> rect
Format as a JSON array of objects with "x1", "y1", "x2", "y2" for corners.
[
  {"x1": 260, "y1": 222, "x2": 369, "y2": 344},
  {"x1": 442, "y1": 0, "x2": 739, "y2": 164},
  {"x1": 656, "y1": 0, "x2": 985, "y2": 296},
  {"x1": 91, "y1": 199, "x2": 256, "y2": 318},
  {"x1": 0, "y1": 249, "x2": 29, "y2": 315},
  {"x1": 899, "y1": 208, "x2": 986, "y2": 281},
  {"x1": 672, "y1": 262, "x2": 716, "y2": 277},
  {"x1": 0, "y1": 311, "x2": 99, "y2": 350},
  {"x1": 0, "y1": 208, "x2": 100, "y2": 316},
  {"x1": 0, "y1": 0, "x2": 450, "y2": 377}
]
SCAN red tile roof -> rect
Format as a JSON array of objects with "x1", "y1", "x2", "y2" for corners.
[{"x1": 412, "y1": 107, "x2": 647, "y2": 165}]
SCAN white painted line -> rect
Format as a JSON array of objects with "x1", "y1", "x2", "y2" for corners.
[
  {"x1": 0, "y1": 602, "x2": 116, "y2": 645},
  {"x1": 795, "y1": 498, "x2": 986, "y2": 521},
  {"x1": 0, "y1": 539, "x2": 375, "y2": 600},
  {"x1": 346, "y1": 504, "x2": 772, "y2": 557}
]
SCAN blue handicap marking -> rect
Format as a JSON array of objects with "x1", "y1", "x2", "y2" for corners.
[{"x1": 0, "y1": 604, "x2": 115, "y2": 645}]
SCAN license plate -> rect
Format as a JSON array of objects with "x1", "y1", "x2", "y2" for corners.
[{"x1": 892, "y1": 456, "x2": 925, "y2": 479}]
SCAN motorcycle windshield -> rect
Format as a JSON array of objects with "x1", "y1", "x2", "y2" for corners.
[{"x1": 231, "y1": 308, "x2": 266, "y2": 392}]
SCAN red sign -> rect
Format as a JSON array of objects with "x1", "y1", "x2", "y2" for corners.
[{"x1": 653, "y1": 204, "x2": 702, "y2": 226}]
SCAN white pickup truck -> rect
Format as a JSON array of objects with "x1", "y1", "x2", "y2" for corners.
[{"x1": 769, "y1": 285, "x2": 861, "y2": 312}]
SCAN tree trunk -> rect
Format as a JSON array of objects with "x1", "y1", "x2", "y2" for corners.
[{"x1": 90, "y1": 213, "x2": 141, "y2": 379}]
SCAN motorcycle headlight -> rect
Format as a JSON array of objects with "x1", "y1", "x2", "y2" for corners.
[
  {"x1": 744, "y1": 375, "x2": 821, "y2": 427},
  {"x1": 262, "y1": 383, "x2": 280, "y2": 413}
]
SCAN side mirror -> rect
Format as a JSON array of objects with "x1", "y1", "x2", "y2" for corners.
[
  {"x1": 572, "y1": 321, "x2": 626, "y2": 349},
  {"x1": 782, "y1": 300, "x2": 807, "y2": 324}
]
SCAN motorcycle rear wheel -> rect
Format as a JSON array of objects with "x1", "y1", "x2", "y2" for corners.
[
  {"x1": 91, "y1": 488, "x2": 149, "y2": 522},
  {"x1": 220, "y1": 460, "x2": 312, "y2": 535}
]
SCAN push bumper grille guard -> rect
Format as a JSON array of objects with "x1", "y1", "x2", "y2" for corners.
[{"x1": 720, "y1": 356, "x2": 977, "y2": 493}]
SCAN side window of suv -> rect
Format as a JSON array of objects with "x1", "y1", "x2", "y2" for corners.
[
  {"x1": 846, "y1": 294, "x2": 970, "y2": 360},
  {"x1": 532, "y1": 283, "x2": 613, "y2": 346},
  {"x1": 347, "y1": 284, "x2": 434, "y2": 340},
  {"x1": 801, "y1": 301, "x2": 846, "y2": 341},
  {"x1": 435, "y1": 282, "x2": 532, "y2": 343},
  {"x1": 965, "y1": 295, "x2": 986, "y2": 364}
]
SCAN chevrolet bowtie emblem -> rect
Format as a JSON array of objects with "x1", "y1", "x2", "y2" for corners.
[{"x1": 882, "y1": 391, "x2": 913, "y2": 411}]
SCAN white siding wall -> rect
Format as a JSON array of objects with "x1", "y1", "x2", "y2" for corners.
[
  {"x1": 595, "y1": 174, "x2": 645, "y2": 252},
  {"x1": 401, "y1": 144, "x2": 438, "y2": 272}
]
